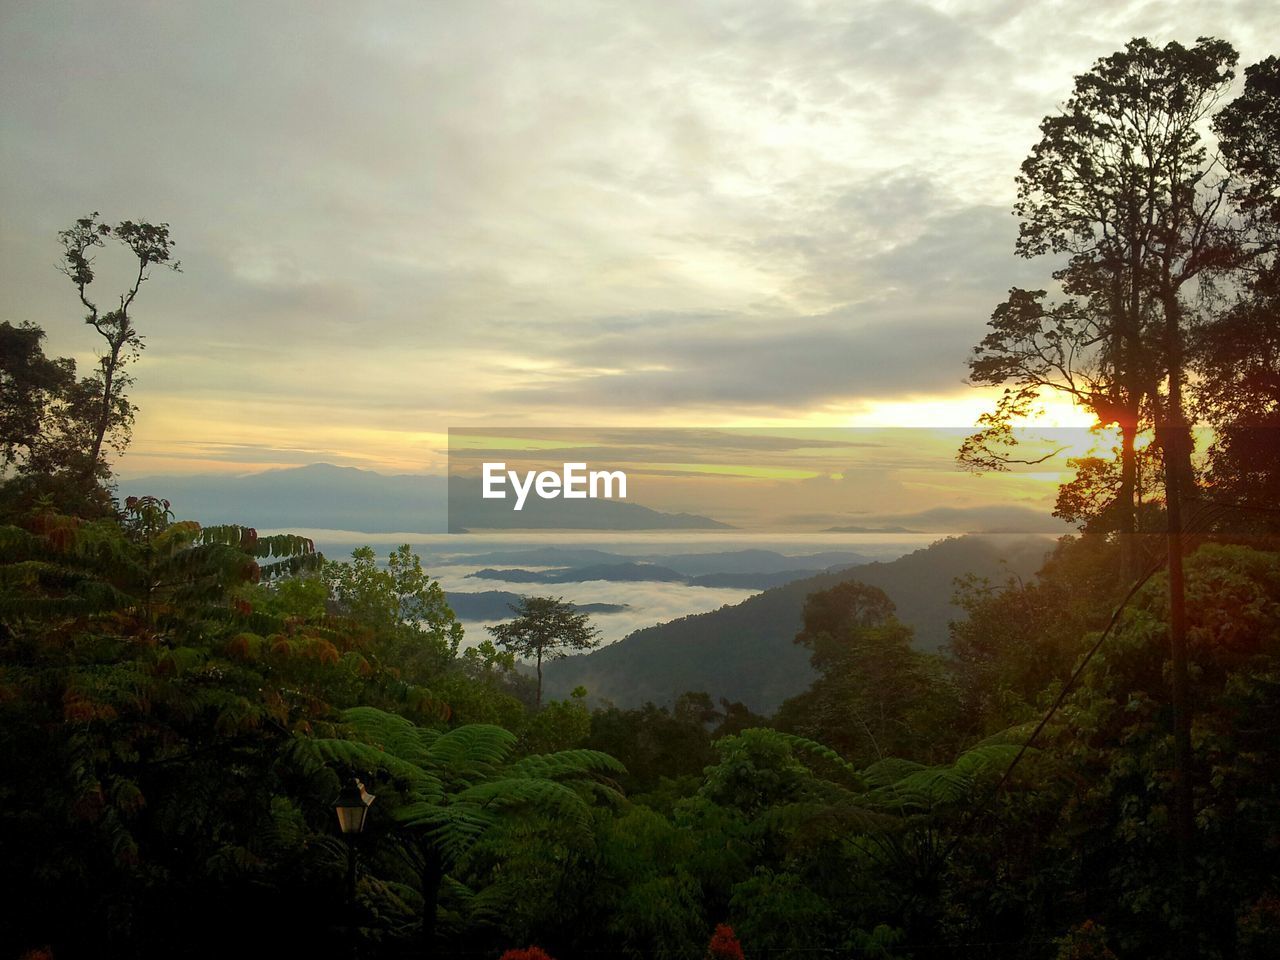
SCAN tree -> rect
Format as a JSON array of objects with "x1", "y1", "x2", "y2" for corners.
[
  {"x1": 775, "y1": 582, "x2": 956, "y2": 765},
  {"x1": 1214, "y1": 55, "x2": 1280, "y2": 225},
  {"x1": 1190, "y1": 258, "x2": 1280, "y2": 521},
  {"x1": 57, "y1": 213, "x2": 179, "y2": 479},
  {"x1": 1015, "y1": 36, "x2": 1241, "y2": 479},
  {"x1": 0, "y1": 500, "x2": 332, "y2": 957},
  {"x1": 1, "y1": 215, "x2": 177, "y2": 517},
  {"x1": 487, "y1": 596, "x2": 601, "y2": 708},
  {"x1": 964, "y1": 38, "x2": 1246, "y2": 578},
  {"x1": 586, "y1": 699, "x2": 718, "y2": 795},
  {"x1": 1045, "y1": 544, "x2": 1280, "y2": 956},
  {"x1": 790, "y1": 580, "x2": 896, "y2": 671},
  {"x1": 946, "y1": 534, "x2": 1123, "y2": 734},
  {"x1": 0, "y1": 322, "x2": 76, "y2": 469},
  {"x1": 1195, "y1": 56, "x2": 1280, "y2": 525},
  {"x1": 960, "y1": 287, "x2": 1150, "y2": 578},
  {"x1": 324, "y1": 544, "x2": 464, "y2": 682},
  {"x1": 0, "y1": 321, "x2": 110, "y2": 517}
]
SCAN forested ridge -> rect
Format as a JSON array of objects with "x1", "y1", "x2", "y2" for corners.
[
  {"x1": 542, "y1": 534, "x2": 1051, "y2": 711},
  {"x1": 3, "y1": 36, "x2": 1280, "y2": 960}
]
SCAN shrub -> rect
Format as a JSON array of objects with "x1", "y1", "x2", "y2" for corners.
[
  {"x1": 498, "y1": 948, "x2": 556, "y2": 960},
  {"x1": 707, "y1": 923, "x2": 745, "y2": 960}
]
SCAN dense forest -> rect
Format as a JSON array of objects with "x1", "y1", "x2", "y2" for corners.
[{"x1": 2, "y1": 36, "x2": 1279, "y2": 960}]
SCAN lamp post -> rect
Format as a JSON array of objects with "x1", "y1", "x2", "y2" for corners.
[{"x1": 334, "y1": 777, "x2": 375, "y2": 956}]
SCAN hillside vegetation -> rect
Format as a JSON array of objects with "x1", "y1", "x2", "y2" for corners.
[{"x1": 545, "y1": 535, "x2": 1050, "y2": 710}]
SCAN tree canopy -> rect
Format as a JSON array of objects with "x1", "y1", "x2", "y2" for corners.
[{"x1": 487, "y1": 595, "x2": 601, "y2": 707}]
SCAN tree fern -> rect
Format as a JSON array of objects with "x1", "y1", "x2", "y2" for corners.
[
  {"x1": 503, "y1": 748, "x2": 626, "y2": 781},
  {"x1": 296, "y1": 703, "x2": 625, "y2": 948},
  {"x1": 424, "y1": 723, "x2": 518, "y2": 778}
]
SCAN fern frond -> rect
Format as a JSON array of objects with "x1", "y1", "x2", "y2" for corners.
[
  {"x1": 258, "y1": 554, "x2": 323, "y2": 581},
  {"x1": 885, "y1": 766, "x2": 974, "y2": 807},
  {"x1": 293, "y1": 736, "x2": 443, "y2": 795},
  {"x1": 425, "y1": 724, "x2": 517, "y2": 777},
  {"x1": 861, "y1": 757, "x2": 926, "y2": 788},
  {"x1": 952, "y1": 742, "x2": 1027, "y2": 777},
  {"x1": 398, "y1": 803, "x2": 498, "y2": 862},
  {"x1": 503, "y1": 748, "x2": 626, "y2": 781},
  {"x1": 253, "y1": 533, "x2": 316, "y2": 559},
  {"x1": 340, "y1": 706, "x2": 442, "y2": 766},
  {"x1": 738, "y1": 728, "x2": 865, "y2": 785}
]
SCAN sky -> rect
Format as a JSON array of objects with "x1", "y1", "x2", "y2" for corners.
[{"x1": 2, "y1": 0, "x2": 1277, "y2": 483}]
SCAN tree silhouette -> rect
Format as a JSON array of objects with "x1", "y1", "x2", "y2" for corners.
[
  {"x1": 487, "y1": 596, "x2": 601, "y2": 708},
  {"x1": 964, "y1": 37, "x2": 1250, "y2": 578},
  {"x1": 57, "y1": 213, "x2": 179, "y2": 480}
]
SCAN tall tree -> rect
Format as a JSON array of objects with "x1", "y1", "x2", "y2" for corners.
[
  {"x1": 1195, "y1": 56, "x2": 1280, "y2": 524},
  {"x1": 965, "y1": 38, "x2": 1245, "y2": 579},
  {"x1": 1016, "y1": 36, "x2": 1240, "y2": 478},
  {"x1": 487, "y1": 596, "x2": 601, "y2": 708},
  {"x1": 1214, "y1": 55, "x2": 1280, "y2": 226},
  {"x1": 1004, "y1": 35, "x2": 1249, "y2": 901},
  {"x1": 57, "y1": 213, "x2": 179, "y2": 479}
]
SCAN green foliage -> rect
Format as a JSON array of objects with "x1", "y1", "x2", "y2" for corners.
[
  {"x1": 545, "y1": 535, "x2": 1050, "y2": 710},
  {"x1": 947, "y1": 534, "x2": 1127, "y2": 734},
  {"x1": 327, "y1": 545, "x2": 447, "y2": 634},
  {"x1": 586, "y1": 697, "x2": 720, "y2": 795},
  {"x1": 519, "y1": 686, "x2": 592, "y2": 753},
  {"x1": 0, "y1": 322, "x2": 79, "y2": 471},
  {"x1": 588, "y1": 804, "x2": 713, "y2": 958},
  {"x1": 297, "y1": 704, "x2": 624, "y2": 949},
  {"x1": 1044, "y1": 544, "x2": 1280, "y2": 957},
  {"x1": 728, "y1": 869, "x2": 842, "y2": 953},
  {"x1": 1215, "y1": 55, "x2": 1280, "y2": 223},
  {"x1": 776, "y1": 581, "x2": 959, "y2": 765},
  {"x1": 0, "y1": 501, "x2": 350, "y2": 957},
  {"x1": 325, "y1": 544, "x2": 463, "y2": 676},
  {"x1": 1191, "y1": 251, "x2": 1280, "y2": 524}
]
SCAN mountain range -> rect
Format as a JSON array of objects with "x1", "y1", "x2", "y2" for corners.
[
  {"x1": 448, "y1": 547, "x2": 873, "y2": 575},
  {"x1": 121, "y1": 463, "x2": 725, "y2": 532}
]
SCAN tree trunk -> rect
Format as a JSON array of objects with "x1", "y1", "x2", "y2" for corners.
[
  {"x1": 420, "y1": 847, "x2": 444, "y2": 950},
  {"x1": 1160, "y1": 287, "x2": 1196, "y2": 936},
  {"x1": 1161, "y1": 294, "x2": 1197, "y2": 497},
  {"x1": 1117, "y1": 419, "x2": 1139, "y2": 581},
  {"x1": 84, "y1": 332, "x2": 124, "y2": 478},
  {"x1": 535, "y1": 646, "x2": 543, "y2": 709},
  {"x1": 1115, "y1": 261, "x2": 1146, "y2": 583}
]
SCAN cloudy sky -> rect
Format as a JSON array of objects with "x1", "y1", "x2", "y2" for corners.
[{"x1": 2, "y1": 0, "x2": 1277, "y2": 480}]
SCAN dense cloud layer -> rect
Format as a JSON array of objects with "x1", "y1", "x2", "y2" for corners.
[{"x1": 1, "y1": 1, "x2": 1276, "y2": 473}]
